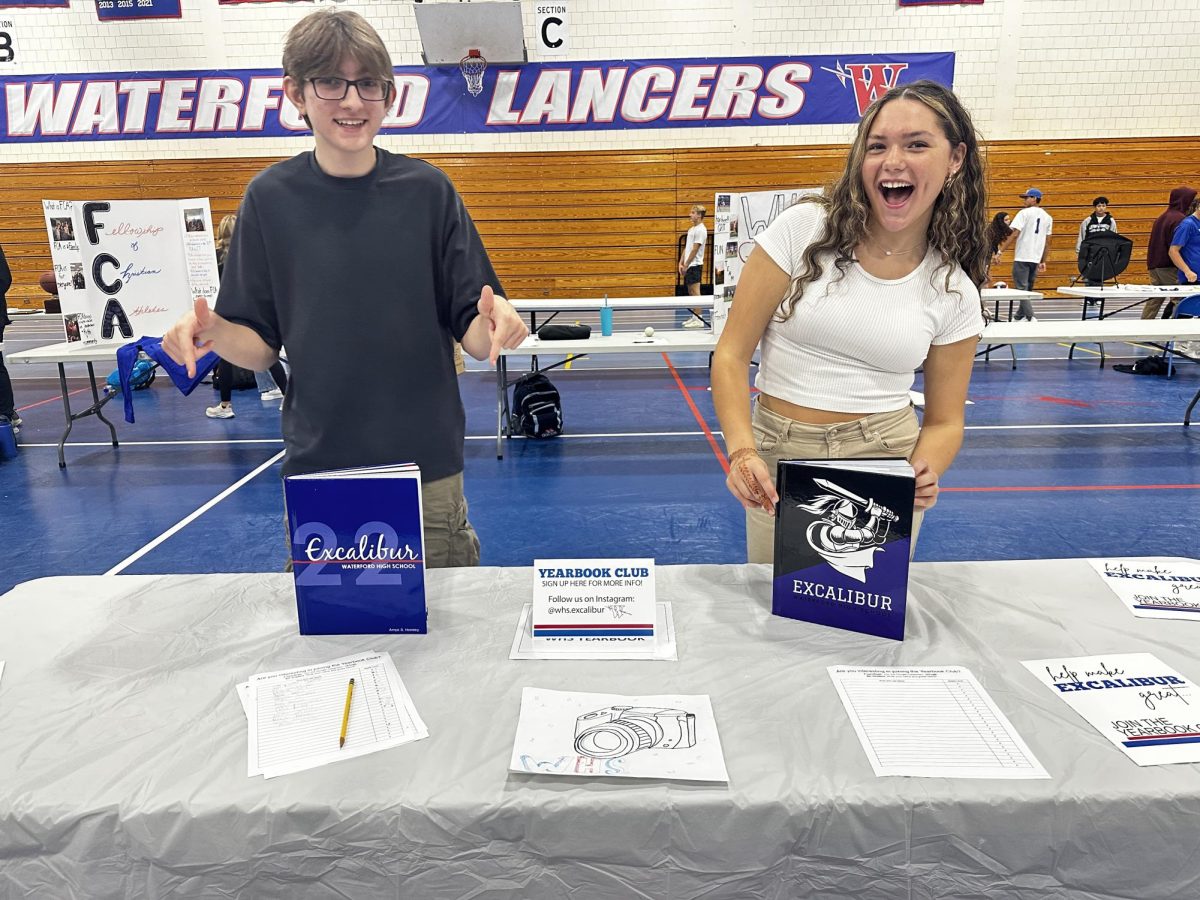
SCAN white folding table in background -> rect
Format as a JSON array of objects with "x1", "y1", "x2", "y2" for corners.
[
  {"x1": 978, "y1": 287, "x2": 1042, "y2": 364},
  {"x1": 511, "y1": 296, "x2": 715, "y2": 331},
  {"x1": 1056, "y1": 283, "x2": 1200, "y2": 364},
  {"x1": 495, "y1": 330, "x2": 717, "y2": 458},
  {"x1": 6, "y1": 340, "x2": 121, "y2": 468}
]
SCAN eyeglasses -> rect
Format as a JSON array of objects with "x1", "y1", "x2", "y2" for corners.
[{"x1": 309, "y1": 76, "x2": 392, "y2": 102}]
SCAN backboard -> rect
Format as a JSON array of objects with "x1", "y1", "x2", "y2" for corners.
[{"x1": 413, "y1": 2, "x2": 527, "y2": 66}]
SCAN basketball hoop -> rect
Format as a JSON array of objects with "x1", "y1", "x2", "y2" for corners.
[{"x1": 460, "y1": 49, "x2": 487, "y2": 97}]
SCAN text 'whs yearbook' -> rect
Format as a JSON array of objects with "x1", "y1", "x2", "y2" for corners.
[
  {"x1": 773, "y1": 459, "x2": 915, "y2": 641},
  {"x1": 284, "y1": 463, "x2": 426, "y2": 635}
]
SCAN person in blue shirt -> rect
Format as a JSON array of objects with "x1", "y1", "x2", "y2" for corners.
[{"x1": 1169, "y1": 198, "x2": 1200, "y2": 285}]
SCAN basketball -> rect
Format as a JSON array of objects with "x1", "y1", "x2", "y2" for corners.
[{"x1": 39, "y1": 271, "x2": 58, "y2": 294}]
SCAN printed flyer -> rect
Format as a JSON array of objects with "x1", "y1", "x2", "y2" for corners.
[
  {"x1": 1086, "y1": 557, "x2": 1200, "y2": 620},
  {"x1": 1023, "y1": 652, "x2": 1200, "y2": 766}
]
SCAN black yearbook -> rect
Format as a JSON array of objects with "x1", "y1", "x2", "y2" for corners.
[{"x1": 772, "y1": 459, "x2": 915, "y2": 641}]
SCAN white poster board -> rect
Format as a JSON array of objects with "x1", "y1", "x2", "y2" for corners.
[
  {"x1": 43, "y1": 198, "x2": 219, "y2": 345},
  {"x1": 711, "y1": 187, "x2": 820, "y2": 336}
]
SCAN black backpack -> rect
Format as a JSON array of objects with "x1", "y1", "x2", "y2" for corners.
[{"x1": 511, "y1": 372, "x2": 563, "y2": 438}]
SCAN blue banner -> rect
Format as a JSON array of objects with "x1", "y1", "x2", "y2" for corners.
[
  {"x1": 0, "y1": 53, "x2": 953, "y2": 143},
  {"x1": 95, "y1": 0, "x2": 180, "y2": 19}
]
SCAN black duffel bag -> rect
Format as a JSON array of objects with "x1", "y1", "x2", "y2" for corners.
[{"x1": 537, "y1": 324, "x2": 591, "y2": 340}]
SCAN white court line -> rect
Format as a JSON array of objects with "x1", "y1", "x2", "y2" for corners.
[
  {"x1": 11, "y1": 418, "x2": 1197, "y2": 454},
  {"x1": 961, "y1": 422, "x2": 1191, "y2": 431},
  {"x1": 475, "y1": 422, "x2": 1195, "y2": 436},
  {"x1": 104, "y1": 449, "x2": 285, "y2": 575},
  {"x1": 15, "y1": 438, "x2": 285, "y2": 448},
  {"x1": 483, "y1": 422, "x2": 1197, "y2": 436}
]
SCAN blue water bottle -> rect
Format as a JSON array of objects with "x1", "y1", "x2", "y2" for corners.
[{"x1": 600, "y1": 295, "x2": 613, "y2": 336}]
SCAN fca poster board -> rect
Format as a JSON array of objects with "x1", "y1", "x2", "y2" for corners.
[{"x1": 43, "y1": 198, "x2": 219, "y2": 345}]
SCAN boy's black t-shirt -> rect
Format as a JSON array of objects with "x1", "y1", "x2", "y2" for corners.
[{"x1": 217, "y1": 148, "x2": 502, "y2": 480}]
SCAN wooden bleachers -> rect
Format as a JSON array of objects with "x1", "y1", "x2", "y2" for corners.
[{"x1": 2, "y1": 136, "x2": 1197, "y2": 309}]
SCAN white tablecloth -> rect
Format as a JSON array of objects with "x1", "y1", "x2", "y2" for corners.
[{"x1": 0, "y1": 562, "x2": 1196, "y2": 898}]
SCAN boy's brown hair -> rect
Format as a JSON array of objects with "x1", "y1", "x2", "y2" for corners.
[{"x1": 282, "y1": 8, "x2": 394, "y2": 87}]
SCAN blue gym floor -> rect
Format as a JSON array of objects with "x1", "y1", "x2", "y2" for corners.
[{"x1": 1, "y1": 307, "x2": 1198, "y2": 598}]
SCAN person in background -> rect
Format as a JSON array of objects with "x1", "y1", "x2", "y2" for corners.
[
  {"x1": 1167, "y1": 198, "x2": 1200, "y2": 357},
  {"x1": 711, "y1": 79, "x2": 987, "y2": 563},
  {"x1": 205, "y1": 213, "x2": 289, "y2": 419},
  {"x1": 1169, "y1": 197, "x2": 1200, "y2": 286},
  {"x1": 1076, "y1": 196, "x2": 1118, "y2": 253},
  {"x1": 1001, "y1": 187, "x2": 1053, "y2": 321},
  {"x1": 164, "y1": 8, "x2": 527, "y2": 566},
  {"x1": 679, "y1": 204, "x2": 708, "y2": 328},
  {"x1": 984, "y1": 211, "x2": 1012, "y2": 287},
  {"x1": 1143, "y1": 186, "x2": 1196, "y2": 319},
  {"x1": 0, "y1": 242, "x2": 16, "y2": 432}
]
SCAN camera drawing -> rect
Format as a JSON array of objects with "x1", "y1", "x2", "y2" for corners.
[{"x1": 574, "y1": 706, "x2": 697, "y2": 759}]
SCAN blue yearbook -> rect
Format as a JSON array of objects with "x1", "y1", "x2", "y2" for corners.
[
  {"x1": 284, "y1": 463, "x2": 426, "y2": 635},
  {"x1": 772, "y1": 459, "x2": 915, "y2": 641}
]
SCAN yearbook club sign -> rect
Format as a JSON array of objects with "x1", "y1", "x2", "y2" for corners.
[
  {"x1": 0, "y1": 53, "x2": 953, "y2": 142},
  {"x1": 532, "y1": 558, "x2": 656, "y2": 651}
]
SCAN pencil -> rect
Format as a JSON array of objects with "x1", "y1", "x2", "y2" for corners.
[{"x1": 339, "y1": 678, "x2": 355, "y2": 749}]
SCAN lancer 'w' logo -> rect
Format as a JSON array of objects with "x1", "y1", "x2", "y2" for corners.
[{"x1": 821, "y1": 62, "x2": 909, "y2": 116}]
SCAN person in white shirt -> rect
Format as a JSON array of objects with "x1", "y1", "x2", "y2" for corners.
[
  {"x1": 678, "y1": 204, "x2": 708, "y2": 328},
  {"x1": 711, "y1": 80, "x2": 987, "y2": 563},
  {"x1": 1003, "y1": 188, "x2": 1053, "y2": 320}
]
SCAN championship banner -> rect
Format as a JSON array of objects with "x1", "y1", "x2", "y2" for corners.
[
  {"x1": 1, "y1": 52, "x2": 953, "y2": 142},
  {"x1": 0, "y1": 0, "x2": 67, "y2": 7},
  {"x1": 95, "y1": 0, "x2": 180, "y2": 20}
]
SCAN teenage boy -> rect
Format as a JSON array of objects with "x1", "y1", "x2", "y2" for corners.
[
  {"x1": 163, "y1": 8, "x2": 528, "y2": 567},
  {"x1": 1076, "y1": 196, "x2": 1117, "y2": 253},
  {"x1": 1002, "y1": 187, "x2": 1053, "y2": 321},
  {"x1": 678, "y1": 204, "x2": 707, "y2": 328}
]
